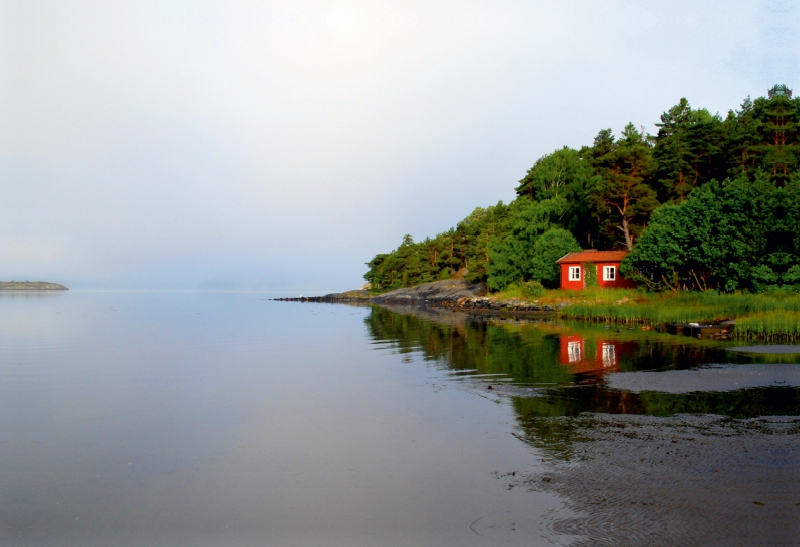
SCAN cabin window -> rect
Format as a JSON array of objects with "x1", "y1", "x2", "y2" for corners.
[
  {"x1": 603, "y1": 266, "x2": 616, "y2": 281},
  {"x1": 569, "y1": 266, "x2": 581, "y2": 280},
  {"x1": 567, "y1": 341, "x2": 581, "y2": 363},
  {"x1": 601, "y1": 343, "x2": 616, "y2": 367}
]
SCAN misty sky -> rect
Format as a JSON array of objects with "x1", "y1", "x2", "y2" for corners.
[{"x1": 2, "y1": 1, "x2": 798, "y2": 292}]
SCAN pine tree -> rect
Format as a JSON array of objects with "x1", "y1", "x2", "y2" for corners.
[
  {"x1": 652, "y1": 98, "x2": 725, "y2": 202},
  {"x1": 587, "y1": 124, "x2": 659, "y2": 250}
]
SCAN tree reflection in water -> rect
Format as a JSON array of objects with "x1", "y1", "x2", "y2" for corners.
[
  {"x1": 365, "y1": 305, "x2": 800, "y2": 451},
  {"x1": 365, "y1": 305, "x2": 800, "y2": 546}
]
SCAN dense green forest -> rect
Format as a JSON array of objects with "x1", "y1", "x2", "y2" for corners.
[{"x1": 364, "y1": 84, "x2": 800, "y2": 293}]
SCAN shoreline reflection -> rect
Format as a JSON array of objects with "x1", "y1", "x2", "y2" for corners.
[{"x1": 366, "y1": 304, "x2": 800, "y2": 546}]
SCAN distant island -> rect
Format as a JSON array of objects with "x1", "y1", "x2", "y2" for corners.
[{"x1": 0, "y1": 281, "x2": 68, "y2": 290}]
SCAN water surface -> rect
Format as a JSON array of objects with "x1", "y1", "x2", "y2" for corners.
[
  {"x1": 1, "y1": 293, "x2": 797, "y2": 546},
  {"x1": 366, "y1": 304, "x2": 800, "y2": 546}
]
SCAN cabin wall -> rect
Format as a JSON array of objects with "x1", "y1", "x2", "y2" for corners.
[
  {"x1": 559, "y1": 262, "x2": 636, "y2": 290},
  {"x1": 595, "y1": 261, "x2": 637, "y2": 288},
  {"x1": 559, "y1": 264, "x2": 584, "y2": 290}
]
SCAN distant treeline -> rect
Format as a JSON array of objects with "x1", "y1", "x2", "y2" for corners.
[{"x1": 365, "y1": 84, "x2": 800, "y2": 293}]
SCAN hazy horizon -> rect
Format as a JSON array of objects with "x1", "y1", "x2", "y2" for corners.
[{"x1": 3, "y1": 0, "x2": 797, "y2": 292}]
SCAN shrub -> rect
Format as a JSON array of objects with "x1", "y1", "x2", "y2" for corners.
[{"x1": 521, "y1": 281, "x2": 546, "y2": 298}]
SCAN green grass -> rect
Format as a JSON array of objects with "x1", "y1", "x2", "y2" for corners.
[
  {"x1": 558, "y1": 289, "x2": 800, "y2": 340},
  {"x1": 489, "y1": 281, "x2": 546, "y2": 301},
  {"x1": 733, "y1": 311, "x2": 800, "y2": 342}
]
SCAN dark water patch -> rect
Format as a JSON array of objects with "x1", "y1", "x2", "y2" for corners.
[
  {"x1": 508, "y1": 414, "x2": 800, "y2": 546},
  {"x1": 514, "y1": 387, "x2": 800, "y2": 460}
]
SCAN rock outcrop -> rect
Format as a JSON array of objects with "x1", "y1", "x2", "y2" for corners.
[
  {"x1": 273, "y1": 289, "x2": 371, "y2": 303},
  {"x1": 370, "y1": 279, "x2": 487, "y2": 304},
  {"x1": 273, "y1": 279, "x2": 568, "y2": 315},
  {"x1": 0, "y1": 281, "x2": 68, "y2": 290}
]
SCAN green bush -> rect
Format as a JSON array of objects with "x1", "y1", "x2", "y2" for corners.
[
  {"x1": 521, "y1": 281, "x2": 546, "y2": 298},
  {"x1": 494, "y1": 281, "x2": 547, "y2": 301}
]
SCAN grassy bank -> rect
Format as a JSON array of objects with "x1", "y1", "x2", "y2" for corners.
[
  {"x1": 733, "y1": 311, "x2": 800, "y2": 342},
  {"x1": 370, "y1": 279, "x2": 800, "y2": 341},
  {"x1": 521, "y1": 289, "x2": 800, "y2": 342}
]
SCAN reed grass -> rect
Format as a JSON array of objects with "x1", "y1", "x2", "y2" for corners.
[
  {"x1": 560, "y1": 290, "x2": 800, "y2": 341},
  {"x1": 733, "y1": 311, "x2": 800, "y2": 343}
]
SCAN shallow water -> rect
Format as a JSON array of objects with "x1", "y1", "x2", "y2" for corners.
[
  {"x1": 367, "y1": 304, "x2": 800, "y2": 546},
  {"x1": 729, "y1": 345, "x2": 800, "y2": 354},
  {"x1": 1, "y1": 293, "x2": 797, "y2": 546}
]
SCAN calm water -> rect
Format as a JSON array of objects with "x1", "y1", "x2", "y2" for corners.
[{"x1": 1, "y1": 292, "x2": 798, "y2": 546}]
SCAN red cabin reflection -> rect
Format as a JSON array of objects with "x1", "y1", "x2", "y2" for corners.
[{"x1": 559, "y1": 335, "x2": 636, "y2": 378}]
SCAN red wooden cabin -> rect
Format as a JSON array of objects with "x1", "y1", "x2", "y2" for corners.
[{"x1": 556, "y1": 250, "x2": 636, "y2": 290}]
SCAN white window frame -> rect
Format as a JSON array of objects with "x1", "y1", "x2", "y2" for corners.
[
  {"x1": 569, "y1": 266, "x2": 581, "y2": 281},
  {"x1": 603, "y1": 266, "x2": 616, "y2": 281}
]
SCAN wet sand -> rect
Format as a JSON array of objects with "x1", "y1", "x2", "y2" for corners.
[{"x1": 510, "y1": 413, "x2": 800, "y2": 546}]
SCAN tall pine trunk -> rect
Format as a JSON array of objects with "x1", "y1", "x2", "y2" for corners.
[{"x1": 621, "y1": 218, "x2": 633, "y2": 250}]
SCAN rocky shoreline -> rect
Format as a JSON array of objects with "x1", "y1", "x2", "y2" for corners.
[
  {"x1": 272, "y1": 279, "x2": 564, "y2": 314},
  {"x1": 271, "y1": 280, "x2": 740, "y2": 336},
  {"x1": 0, "y1": 281, "x2": 68, "y2": 290}
]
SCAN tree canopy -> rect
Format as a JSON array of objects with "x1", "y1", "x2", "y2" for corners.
[{"x1": 365, "y1": 85, "x2": 800, "y2": 293}]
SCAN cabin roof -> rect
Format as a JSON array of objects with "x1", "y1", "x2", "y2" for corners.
[{"x1": 556, "y1": 250, "x2": 629, "y2": 264}]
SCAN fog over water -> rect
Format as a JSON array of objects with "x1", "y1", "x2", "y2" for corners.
[{"x1": 2, "y1": 1, "x2": 797, "y2": 291}]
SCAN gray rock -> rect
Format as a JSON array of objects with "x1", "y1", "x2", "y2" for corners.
[{"x1": 370, "y1": 279, "x2": 487, "y2": 304}]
